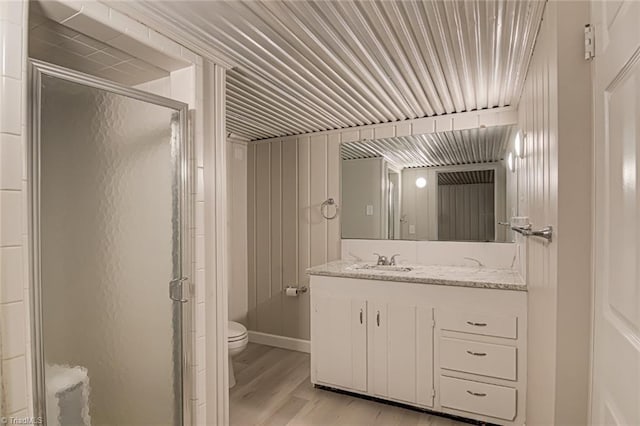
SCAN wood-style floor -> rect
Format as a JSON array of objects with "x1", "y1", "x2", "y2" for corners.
[{"x1": 230, "y1": 343, "x2": 469, "y2": 426}]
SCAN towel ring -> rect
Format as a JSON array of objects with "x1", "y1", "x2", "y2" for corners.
[{"x1": 321, "y1": 198, "x2": 339, "y2": 220}]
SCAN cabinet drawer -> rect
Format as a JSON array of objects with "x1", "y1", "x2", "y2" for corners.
[
  {"x1": 439, "y1": 310, "x2": 517, "y2": 339},
  {"x1": 440, "y1": 376, "x2": 516, "y2": 421},
  {"x1": 440, "y1": 337, "x2": 517, "y2": 380}
]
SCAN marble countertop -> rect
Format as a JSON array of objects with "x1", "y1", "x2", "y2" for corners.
[{"x1": 306, "y1": 260, "x2": 526, "y2": 291}]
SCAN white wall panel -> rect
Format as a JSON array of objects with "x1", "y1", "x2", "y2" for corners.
[
  {"x1": 516, "y1": 2, "x2": 592, "y2": 425},
  {"x1": 247, "y1": 112, "x2": 517, "y2": 339}
]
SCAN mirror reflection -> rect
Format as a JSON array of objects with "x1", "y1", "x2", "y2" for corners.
[{"x1": 341, "y1": 125, "x2": 517, "y2": 242}]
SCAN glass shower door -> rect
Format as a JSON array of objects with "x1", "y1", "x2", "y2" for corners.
[{"x1": 31, "y1": 61, "x2": 188, "y2": 425}]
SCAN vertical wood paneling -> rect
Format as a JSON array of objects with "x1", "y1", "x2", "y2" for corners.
[
  {"x1": 255, "y1": 142, "x2": 273, "y2": 332},
  {"x1": 281, "y1": 139, "x2": 300, "y2": 338},
  {"x1": 310, "y1": 135, "x2": 328, "y2": 268},
  {"x1": 327, "y1": 134, "x2": 341, "y2": 261},
  {"x1": 247, "y1": 143, "x2": 257, "y2": 329},
  {"x1": 297, "y1": 136, "x2": 311, "y2": 339},
  {"x1": 267, "y1": 140, "x2": 283, "y2": 334}
]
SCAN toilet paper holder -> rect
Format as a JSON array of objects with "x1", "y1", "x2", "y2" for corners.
[{"x1": 285, "y1": 286, "x2": 308, "y2": 296}]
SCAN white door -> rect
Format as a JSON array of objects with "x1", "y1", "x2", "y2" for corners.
[
  {"x1": 591, "y1": 2, "x2": 640, "y2": 424},
  {"x1": 370, "y1": 302, "x2": 424, "y2": 404},
  {"x1": 312, "y1": 295, "x2": 367, "y2": 392}
]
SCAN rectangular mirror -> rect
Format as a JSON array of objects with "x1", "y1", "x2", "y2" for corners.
[{"x1": 341, "y1": 124, "x2": 517, "y2": 242}]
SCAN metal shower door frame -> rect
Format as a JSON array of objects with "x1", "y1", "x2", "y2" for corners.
[{"x1": 27, "y1": 59, "x2": 192, "y2": 425}]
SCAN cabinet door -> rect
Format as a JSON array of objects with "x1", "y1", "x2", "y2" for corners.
[
  {"x1": 313, "y1": 295, "x2": 367, "y2": 392},
  {"x1": 371, "y1": 302, "x2": 424, "y2": 404},
  {"x1": 371, "y1": 302, "x2": 389, "y2": 398},
  {"x1": 416, "y1": 307, "x2": 434, "y2": 407}
]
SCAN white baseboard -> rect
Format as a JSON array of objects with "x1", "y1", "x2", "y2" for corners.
[{"x1": 248, "y1": 331, "x2": 310, "y2": 353}]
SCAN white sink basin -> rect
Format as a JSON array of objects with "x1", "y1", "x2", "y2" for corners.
[{"x1": 349, "y1": 264, "x2": 414, "y2": 272}]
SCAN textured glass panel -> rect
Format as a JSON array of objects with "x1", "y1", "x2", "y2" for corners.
[{"x1": 39, "y1": 74, "x2": 181, "y2": 425}]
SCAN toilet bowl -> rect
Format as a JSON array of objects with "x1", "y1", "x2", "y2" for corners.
[{"x1": 228, "y1": 321, "x2": 248, "y2": 388}]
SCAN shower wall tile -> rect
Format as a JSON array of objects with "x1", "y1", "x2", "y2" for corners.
[
  {"x1": 0, "y1": 20, "x2": 22, "y2": 79},
  {"x1": 1, "y1": 301, "x2": 25, "y2": 359},
  {"x1": 0, "y1": 247, "x2": 23, "y2": 303},
  {"x1": 2, "y1": 355, "x2": 27, "y2": 413},
  {"x1": 0, "y1": 133, "x2": 22, "y2": 190},
  {"x1": 0, "y1": 0, "x2": 27, "y2": 418},
  {"x1": 0, "y1": 190, "x2": 22, "y2": 246},
  {"x1": 0, "y1": 2, "x2": 23, "y2": 26},
  {"x1": 0, "y1": 76, "x2": 22, "y2": 135}
]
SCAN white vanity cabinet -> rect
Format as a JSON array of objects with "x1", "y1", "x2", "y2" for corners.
[
  {"x1": 312, "y1": 294, "x2": 367, "y2": 392},
  {"x1": 369, "y1": 302, "x2": 434, "y2": 406},
  {"x1": 310, "y1": 274, "x2": 527, "y2": 425}
]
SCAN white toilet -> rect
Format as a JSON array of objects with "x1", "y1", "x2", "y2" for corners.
[{"x1": 228, "y1": 321, "x2": 248, "y2": 388}]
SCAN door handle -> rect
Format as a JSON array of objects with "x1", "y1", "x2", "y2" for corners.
[
  {"x1": 359, "y1": 309, "x2": 363, "y2": 324},
  {"x1": 170, "y1": 277, "x2": 188, "y2": 303},
  {"x1": 376, "y1": 311, "x2": 380, "y2": 327}
]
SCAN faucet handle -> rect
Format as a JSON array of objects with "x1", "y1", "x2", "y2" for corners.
[
  {"x1": 389, "y1": 254, "x2": 400, "y2": 265},
  {"x1": 373, "y1": 253, "x2": 387, "y2": 266}
]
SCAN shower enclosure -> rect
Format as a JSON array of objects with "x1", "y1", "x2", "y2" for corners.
[{"x1": 29, "y1": 60, "x2": 191, "y2": 425}]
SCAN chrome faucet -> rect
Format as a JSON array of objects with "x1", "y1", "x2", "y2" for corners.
[
  {"x1": 373, "y1": 253, "x2": 401, "y2": 266},
  {"x1": 373, "y1": 253, "x2": 387, "y2": 265}
]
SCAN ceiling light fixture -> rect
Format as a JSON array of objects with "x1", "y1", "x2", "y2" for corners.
[{"x1": 416, "y1": 177, "x2": 427, "y2": 188}]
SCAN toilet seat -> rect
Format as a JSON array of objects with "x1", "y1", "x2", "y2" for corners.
[
  {"x1": 228, "y1": 321, "x2": 249, "y2": 356},
  {"x1": 228, "y1": 321, "x2": 248, "y2": 342}
]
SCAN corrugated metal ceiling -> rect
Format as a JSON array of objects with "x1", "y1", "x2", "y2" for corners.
[
  {"x1": 139, "y1": 0, "x2": 545, "y2": 140},
  {"x1": 438, "y1": 170, "x2": 495, "y2": 185},
  {"x1": 341, "y1": 125, "x2": 514, "y2": 170}
]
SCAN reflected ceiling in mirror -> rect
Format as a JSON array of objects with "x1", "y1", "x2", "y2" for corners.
[
  {"x1": 340, "y1": 124, "x2": 517, "y2": 243},
  {"x1": 341, "y1": 125, "x2": 513, "y2": 169}
]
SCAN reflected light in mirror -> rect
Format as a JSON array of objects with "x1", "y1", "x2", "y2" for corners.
[
  {"x1": 416, "y1": 177, "x2": 427, "y2": 188},
  {"x1": 514, "y1": 131, "x2": 524, "y2": 158}
]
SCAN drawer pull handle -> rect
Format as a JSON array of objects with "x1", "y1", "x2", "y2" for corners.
[
  {"x1": 466, "y1": 390, "x2": 487, "y2": 397},
  {"x1": 466, "y1": 350, "x2": 487, "y2": 357},
  {"x1": 466, "y1": 321, "x2": 487, "y2": 327},
  {"x1": 376, "y1": 311, "x2": 380, "y2": 326},
  {"x1": 359, "y1": 309, "x2": 363, "y2": 324}
]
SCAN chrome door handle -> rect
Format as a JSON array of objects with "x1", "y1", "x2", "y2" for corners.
[
  {"x1": 466, "y1": 390, "x2": 487, "y2": 397},
  {"x1": 170, "y1": 277, "x2": 188, "y2": 303},
  {"x1": 466, "y1": 321, "x2": 487, "y2": 327},
  {"x1": 376, "y1": 311, "x2": 380, "y2": 327},
  {"x1": 466, "y1": 350, "x2": 487, "y2": 357},
  {"x1": 359, "y1": 309, "x2": 363, "y2": 324}
]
